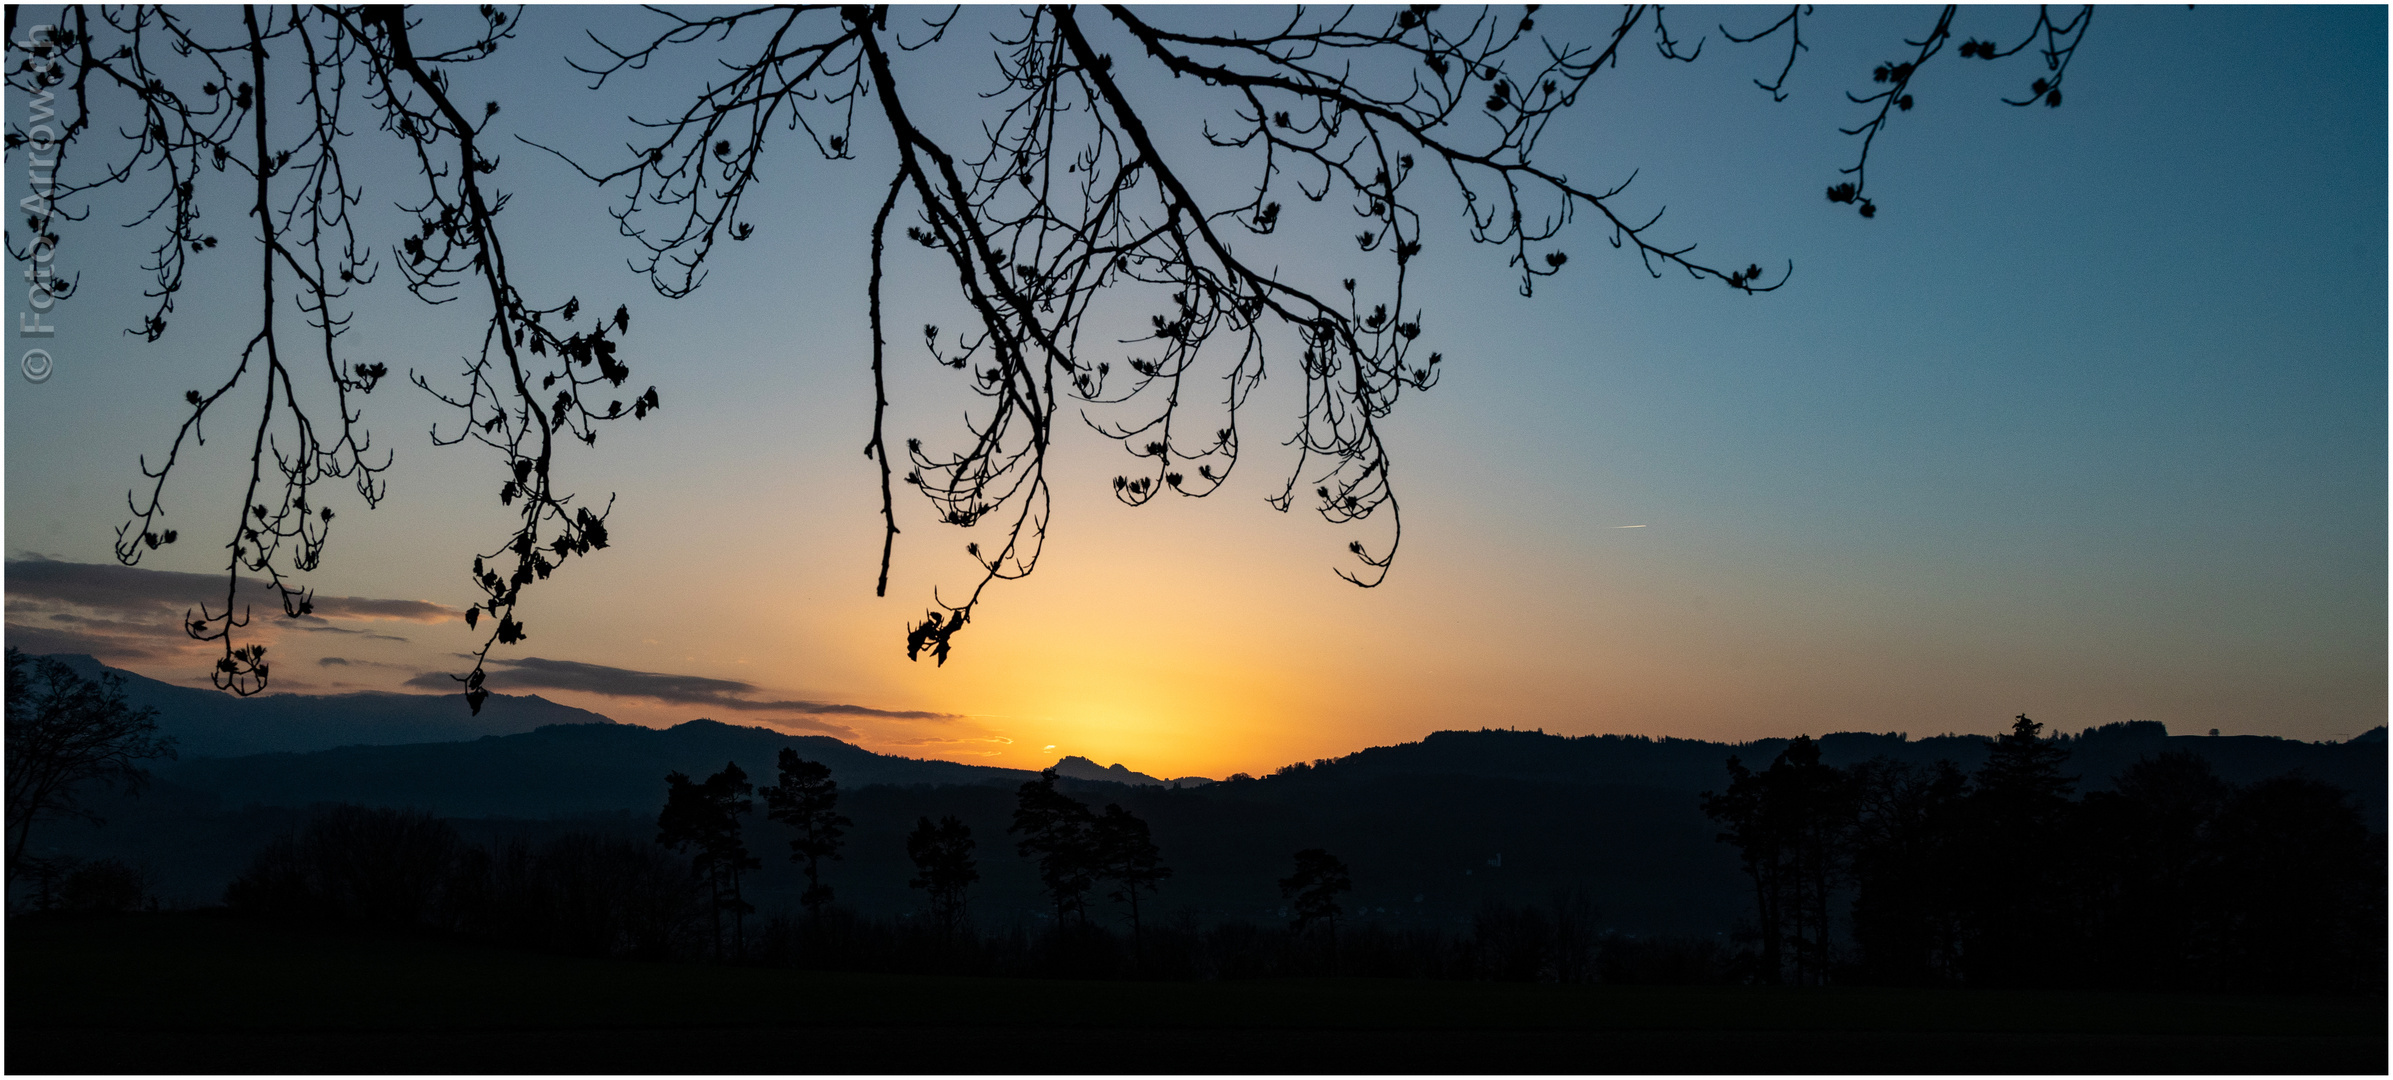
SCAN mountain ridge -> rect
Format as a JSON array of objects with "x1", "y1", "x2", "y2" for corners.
[
  {"x1": 32, "y1": 654, "x2": 2383, "y2": 825},
  {"x1": 162, "y1": 718, "x2": 1049, "y2": 818},
  {"x1": 1050, "y1": 754, "x2": 1214, "y2": 788},
  {"x1": 42, "y1": 652, "x2": 613, "y2": 758}
]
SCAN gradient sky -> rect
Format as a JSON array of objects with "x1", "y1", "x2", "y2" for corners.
[{"x1": 6, "y1": 6, "x2": 2384, "y2": 780}]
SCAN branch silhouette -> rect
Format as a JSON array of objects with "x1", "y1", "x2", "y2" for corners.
[{"x1": 9, "y1": 5, "x2": 2091, "y2": 697}]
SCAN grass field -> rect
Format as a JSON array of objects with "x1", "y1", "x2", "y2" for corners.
[{"x1": 9, "y1": 912, "x2": 2383, "y2": 1073}]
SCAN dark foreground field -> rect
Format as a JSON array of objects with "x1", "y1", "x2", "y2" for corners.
[{"x1": 9, "y1": 913, "x2": 2383, "y2": 1074}]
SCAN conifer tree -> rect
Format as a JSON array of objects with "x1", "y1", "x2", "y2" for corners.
[
  {"x1": 1010, "y1": 769, "x2": 1096, "y2": 929},
  {"x1": 905, "y1": 815, "x2": 979, "y2": 944},
  {"x1": 1093, "y1": 804, "x2": 1171, "y2": 963},
  {"x1": 657, "y1": 761, "x2": 758, "y2": 959},
  {"x1": 763, "y1": 749, "x2": 850, "y2": 920}
]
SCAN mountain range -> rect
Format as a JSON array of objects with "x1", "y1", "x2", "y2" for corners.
[
  {"x1": 46, "y1": 653, "x2": 613, "y2": 758},
  {"x1": 21, "y1": 654, "x2": 2385, "y2": 935},
  {"x1": 40, "y1": 654, "x2": 1217, "y2": 789}
]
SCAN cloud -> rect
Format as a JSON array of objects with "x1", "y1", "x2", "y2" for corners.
[
  {"x1": 754, "y1": 717, "x2": 863, "y2": 740},
  {"x1": 317, "y1": 656, "x2": 408, "y2": 669},
  {"x1": 2, "y1": 621, "x2": 176, "y2": 663},
  {"x1": 5, "y1": 555, "x2": 457, "y2": 622},
  {"x1": 304, "y1": 625, "x2": 413, "y2": 643},
  {"x1": 872, "y1": 723, "x2": 1016, "y2": 752},
  {"x1": 5, "y1": 557, "x2": 445, "y2": 673},
  {"x1": 400, "y1": 655, "x2": 960, "y2": 721},
  {"x1": 871, "y1": 734, "x2": 1011, "y2": 758},
  {"x1": 5, "y1": 602, "x2": 218, "y2": 665}
]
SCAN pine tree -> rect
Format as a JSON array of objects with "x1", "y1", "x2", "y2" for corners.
[
  {"x1": 905, "y1": 815, "x2": 979, "y2": 944},
  {"x1": 1961, "y1": 714, "x2": 2078, "y2": 986},
  {"x1": 1093, "y1": 804, "x2": 1171, "y2": 965},
  {"x1": 656, "y1": 761, "x2": 758, "y2": 960},
  {"x1": 1009, "y1": 769, "x2": 1096, "y2": 929},
  {"x1": 762, "y1": 749, "x2": 850, "y2": 920}
]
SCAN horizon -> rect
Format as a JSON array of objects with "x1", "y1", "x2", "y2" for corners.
[
  {"x1": 29, "y1": 644, "x2": 2386, "y2": 787},
  {"x1": 6, "y1": 6, "x2": 2383, "y2": 782}
]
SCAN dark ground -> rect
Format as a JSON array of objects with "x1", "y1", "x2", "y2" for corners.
[{"x1": 9, "y1": 912, "x2": 2384, "y2": 1074}]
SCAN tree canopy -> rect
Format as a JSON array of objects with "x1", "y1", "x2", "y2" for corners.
[{"x1": 5, "y1": 4, "x2": 2092, "y2": 703}]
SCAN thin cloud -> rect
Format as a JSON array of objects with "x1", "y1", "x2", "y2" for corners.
[
  {"x1": 755, "y1": 716, "x2": 863, "y2": 740},
  {"x1": 46, "y1": 611, "x2": 183, "y2": 636},
  {"x1": 879, "y1": 733, "x2": 1015, "y2": 755},
  {"x1": 5, "y1": 555, "x2": 458, "y2": 622},
  {"x1": 2, "y1": 621, "x2": 175, "y2": 662},
  {"x1": 400, "y1": 655, "x2": 959, "y2": 721},
  {"x1": 304, "y1": 624, "x2": 412, "y2": 643}
]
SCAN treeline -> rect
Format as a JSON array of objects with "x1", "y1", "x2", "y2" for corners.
[
  {"x1": 1704, "y1": 716, "x2": 2385, "y2": 995},
  {"x1": 210, "y1": 724, "x2": 2380, "y2": 993},
  {"x1": 15, "y1": 855, "x2": 156, "y2": 914},
  {"x1": 217, "y1": 798, "x2": 1730, "y2": 983},
  {"x1": 216, "y1": 751, "x2": 1736, "y2": 983}
]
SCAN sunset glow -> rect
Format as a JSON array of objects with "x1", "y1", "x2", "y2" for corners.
[{"x1": 5, "y1": 6, "x2": 2381, "y2": 782}]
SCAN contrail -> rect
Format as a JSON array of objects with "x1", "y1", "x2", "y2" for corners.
[{"x1": 1611, "y1": 524, "x2": 1648, "y2": 529}]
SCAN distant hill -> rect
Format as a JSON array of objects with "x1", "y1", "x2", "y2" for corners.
[
  {"x1": 1050, "y1": 755, "x2": 1213, "y2": 788},
  {"x1": 30, "y1": 692, "x2": 2382, "y2": 934},
  {"x1": 110, "y1": 726, "x2": 1746, "y2": 933},
  {"x1": 163, "y1": 719, "x2": 1044, "y2": 818},
  {"x1": 42, "y1": 653, "x2": 613, "y2": 758},
  {"x1": 1299, "y1": 722, "x2": 2385, "y2": 825}
]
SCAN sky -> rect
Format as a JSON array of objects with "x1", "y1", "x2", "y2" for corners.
[{"x1": 5, "y1": 6, "x2": 2385, "y2": 781}]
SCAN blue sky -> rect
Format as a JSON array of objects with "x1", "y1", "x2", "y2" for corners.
[{"x1": 5, "y1": 6, "x2": 2383, "y2": 777}]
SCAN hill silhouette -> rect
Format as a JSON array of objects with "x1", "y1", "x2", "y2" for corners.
[
  {"x1": 22, "y1": 655, "x2": 2381, "y2": 935},
  {"x1": 45, "y1": 653, "x2": 612, "y2": 757},
  {"x1": 1304, "y1": 723, "x2": 2385, "y2": 823},
  {"x1": 1050, "y1": 754, "x2": 1212, "y2": 788},
  {"x1": 163, "y1": 719, "x2": 1043, "y2": 818}
]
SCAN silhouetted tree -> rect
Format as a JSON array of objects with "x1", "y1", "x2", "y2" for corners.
[
  {"x1": 6, "y1": 649, "x2": 175, "y2": 883},
  {"x1": 1844, "y1": 756, "x2": 1969, "y2": 986},
  {"x1": 1700, "y1": 735, "x2": 1849, "y2": 985},
  {"x1": 1547, "y1": 888, "x2": 1602, "y2": 985},
  {"x1": 9, "y1": 6, "x2": 2093, "y2": 693},
  {"x1": 1703, "y1": 754, "x2": 1783, "y2": 981},
  {"x1": 2206, "y1": 775, "x2": 2382, "y2": 993},
  {"x1": 443, "y1": 831, "x2": 702, "y2": 960},
  {"x1": 17, "y1": 854, "x2": 78, "y2": 911},
  {"x1": 1279, "y1": 847, "x2": 1353, "y2": 969},
  {"x1": 224, "y1": 803, "x2": 460, "y2": 930},
  {"x1": 905, "y1": 814, "x2": 979, "y2": 944},
  {"x1": 657, "y1": 761, "x2": 759, "y2": 959},
  {"x1": 1775, "y1": 737, "x2": 1850, "y2": 984},
  {"x1": 1010, "y1": 769, "x2": 1096, "y2": 929},
  {"x1": 2074, "y1": 752, "x2": 2230, "y2": 989},
  {"x1": 1959, "y1": 713, "x2": 2077, "y2": 986},
  {"x1": 762, "y1": 748, "x2": 850, "y2": 920},
  {"x1": 1472, "y1": 896, "x2": 1555, "y2": 981},
  {"x1": 1092, "y1": 803, "x2": 1172, "y2": 964}
]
